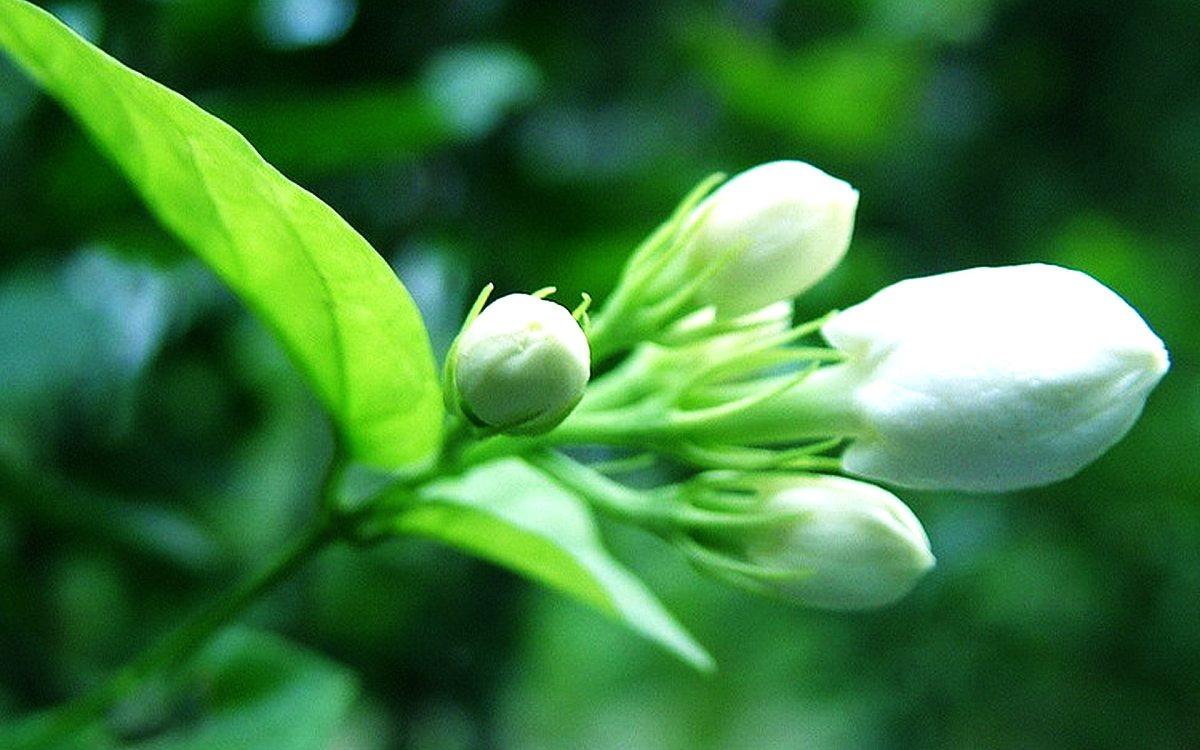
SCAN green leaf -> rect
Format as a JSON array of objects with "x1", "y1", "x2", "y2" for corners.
[
  {"x1": 128, "y1": 628, "x2": 358, "y2": 750},
  {"x1": 0, "y1": 0, "x2": 442, "y2": 468},
  {"x1": 395, "y1": 459, "x2": 715, "y2": 672}
]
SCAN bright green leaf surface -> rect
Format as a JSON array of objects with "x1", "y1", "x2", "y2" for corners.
[
  {"x1": 128, "y1": 629, "x2": 358, "y2": 750},
  {"x1": 397, "y1": 459, "x2": 715, "y2": 671},
  {"x1": 0, "y1": 0, "x2": 442, "y2": 467}
]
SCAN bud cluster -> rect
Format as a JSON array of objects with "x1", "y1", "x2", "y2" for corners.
[{"x1": 443, "y1": 159, "x2": 1169, "y2": 611}]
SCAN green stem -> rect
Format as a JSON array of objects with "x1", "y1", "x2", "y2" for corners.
[
  {"x1": 526, "y1": 450, "x2": 675, "y2": 533},
  {"x1": 588, "y1": 302, "x2": 662, "y2": 365},
  {"x1": 566, "y1": 364, "x2": 864, "y2": 448},
  {"x1": 456, "y1": 367, "x2": 860, "y2": 473},
  {"x1": 584, "y1": 303, "x2": 629, "y2": 364},
  {"x1": 682, "y1": 363, "x2": 863, "y2": 444},
  {"x1": 586, "y1": 194, "x2": 707, "y2": 362},
  {"x1": 529, "y1": 450, "x2": 810, "y2": 538}
]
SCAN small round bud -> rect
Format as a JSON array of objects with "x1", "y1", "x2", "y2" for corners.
[
  {"x1": 687, "y1": 161, "x2": 859, "y2": 316},
  {"x1": 453, "y1": 294, "x2": 590, "y2": 435},
  {"x1": 822, "y1": 264, "x2": 1170, "y2": 491},
  {"x1": 745, "y1": 475, "x2": 934, "y2": 610}
]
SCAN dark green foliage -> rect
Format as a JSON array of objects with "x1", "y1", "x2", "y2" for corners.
[{"x1": 0, "y1": 0, "x2": 1197, "y2": 748}]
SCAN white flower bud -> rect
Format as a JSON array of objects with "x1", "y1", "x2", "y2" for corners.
[
  {"x1": 686, "y1": 161, "x2": 859, "y2": 316},
  {"x1": 744, "y1": 475, "x2": 934, "y2": 610},
  {"x1": 822, "y1": 264, "x2": 1170, "y2": 491},
  {"x1": 453, "y1": 294, "x2": 590, "y2": 434}
]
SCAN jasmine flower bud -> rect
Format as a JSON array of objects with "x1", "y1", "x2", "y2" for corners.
[
  {"x1": 453, "y1": 293, "x2": 590, "y2": 434},
  {"x1": 687, "y1": 160, "x2": 859, "y2": 316},
  {"x1": 823, "y1": 264, "x2": 1170, "y2": 491},
  {"x1": 743, "y1": 475, "x2": 934, "y2": 610}
]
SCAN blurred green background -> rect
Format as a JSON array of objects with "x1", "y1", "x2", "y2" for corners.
[{"x1": 2, "y1": 0, "x2": 1198, "y2": 747}]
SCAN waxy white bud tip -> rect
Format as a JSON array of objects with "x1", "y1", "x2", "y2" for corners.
[
  {"x1": 688, "y1": 160, "x2": 859, "y2": 317},
  {"x1": 823, "y1": 263, "x2": 1170, "y2": 492},
  {"x1": 454, "y1": 293, "x2": 590, "y2": 435},
  {"x1": 746, "y1": 475, "x2": 935, "y2": 610}
]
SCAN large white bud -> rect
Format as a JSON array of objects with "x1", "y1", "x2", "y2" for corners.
[
  {"x1": 453, "y1": 294, "x2": 590, "y2": 435},
  {"x1": 686, "y1": 161, "x2": 859, "y2": 316},
  {"x1": 822, "y1": 264, "x2": 1170, "y2": 491},
  {"x1": 744, "y1": 475, "x2": 934, "y2": 610}
]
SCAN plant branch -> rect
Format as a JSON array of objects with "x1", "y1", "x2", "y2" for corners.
[{"x1": 526, "y1": 450, "x2": 674, "y2": 533}]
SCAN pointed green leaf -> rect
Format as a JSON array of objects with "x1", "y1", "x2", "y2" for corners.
[
  {"x1": 395, "y1": 459, "x2": 715, "y2": 671},
  {"x1": 0, "y1": 0, "x2": 442, "y2": 467}
]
